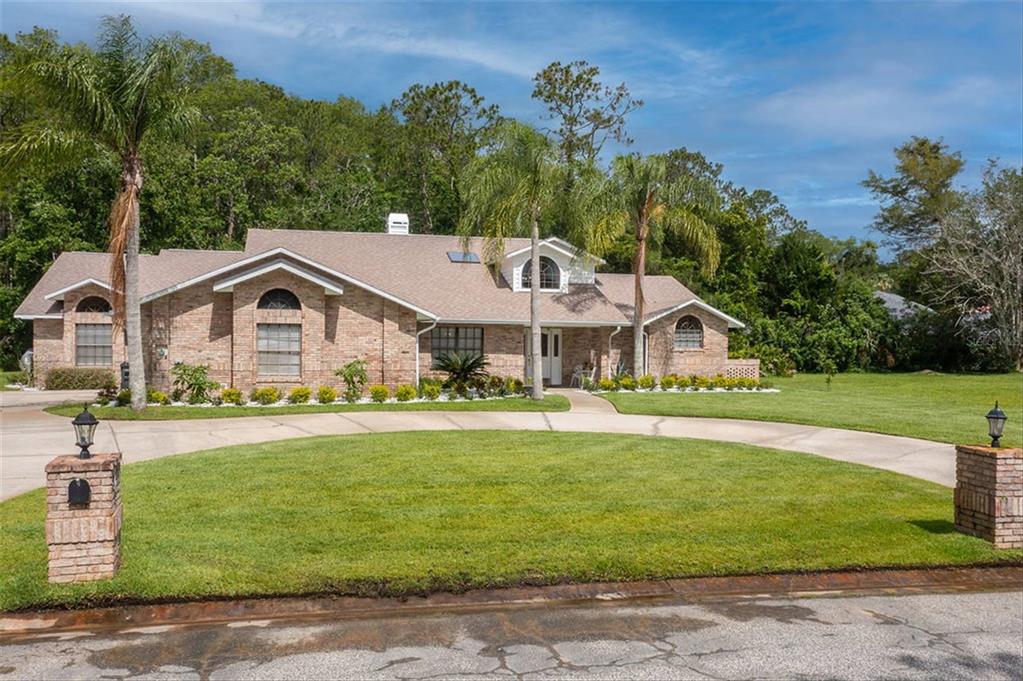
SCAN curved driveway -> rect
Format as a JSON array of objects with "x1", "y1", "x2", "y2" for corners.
[{"x1": 0, "y1": 390, "x2": 954, "y2": 501}]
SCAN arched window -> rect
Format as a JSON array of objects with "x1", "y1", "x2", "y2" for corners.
[
  {"x1": 75, "y1": 296, "x2": 111, "y2": 314},
  {"x1": 521, "y1": 256, "x2": 560, "y2": 290},
  {"x1": 257, "y1": 288, "x2": 301, "y2": 310},
  {"x1": 674, "y1": 315, "x2": 703, "y2": 350}
]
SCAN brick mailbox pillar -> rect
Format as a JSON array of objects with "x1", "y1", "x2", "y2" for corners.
[
  {"x1": 45, "y1": 452, "x2": 122, "y2": 582},
  {"x1": 954, "y1": 445, "x2": 1022, "y2": 549}
]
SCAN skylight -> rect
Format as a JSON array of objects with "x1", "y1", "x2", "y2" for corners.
[{"x1": 447, "y1": 251, "x2": 480, "y2": 263}]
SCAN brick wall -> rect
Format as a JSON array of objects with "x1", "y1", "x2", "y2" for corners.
[
  {"x1": 45, "y1": 452, "x2": 122, "y2": 583},
  {"x1": 646, "y1": 308, "x2": 729, "y2": 378},
  {"x1": 32, "y1": 284, "x2": 125, "y2": 386},
  {"x1": 418, "y1": 323, "x2": 528, "y2": 382},
  {"x1": 954, "y1": 445, "x2": 1023, "y2": 549}
]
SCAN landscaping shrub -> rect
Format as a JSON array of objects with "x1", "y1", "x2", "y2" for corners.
[
  {"x1": 637, "y1": 374, "x2": 655, "y2": 390},
  {"x1": 660, "y1": 375, "x2": 677, "y2": 390},
  {"x1": 369, "y1": 385, "x2": 389, "y2": 403},
  {"x1": 115, "y1": 389, "x2": 132, "y2": 407},
  {"x1": 395, "y1": 384, "x2": 417, "y2": 402},
  {"x1": 674, "y1": 375, "x2": 691, "y2": 389},
  {"x1": 422, "y1": 383, "x2": 442, "y2": 401},
  {"x1": 693, "y1": 375, "x2": 711, "y2": 390},
  {"x1": 171, "y1": 362, "x2": 219, "y2": 404},
  {"x1": 250, "y1": 386, "x2": 281, "y2": 405},
  {"x1": 288, "y1": 386, "x2": 311, "y2": 404},
  {"x1": 336, "y1": 360, "x2": 368, "y2": 403},
  {"x1": 45, "y1": 367, "x2": 116, "y2": 391},
  {"x1": 418, "y1": 376, "x2": 442, "y2": 397},
  {"x1": 507, "y1": 376, "x2": 525, "y2": 395},
  {"x1": 2, "y1": 370, "x2": 28, "y2": 386},
  {"x1": 146, "y1": 388, "x2": 171, "y2": 406},
  {"x1": 316, "y1": 385, "x2": 338, "y2": 404},
  {"x1": 618, "y1": 375, "x2": 637, "y2": 391},
  {"x1": 581, "y1": 376, "x2": 596, "y2": 391},
  {"x1": 598, "y1": 377, "x2": 617, "y2": 391},
  {"x1": 434, "y1": 351, "x2": 489, "y2": 388},
  {"x1": 487, "y1": 375, "x2": 506, "y2": 397},
  {"x1": 221, "y1": 387, "x2": 245, "y2": 405},
  {"x1": 95, "y1": 385, "x2": 116, "y2": 406}
]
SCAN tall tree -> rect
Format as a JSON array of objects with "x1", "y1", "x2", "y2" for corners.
[
  {"x1": 863, "y1": 136, "x2": 964, "y2": 250},
  {"x1": 391, "y1": 81, "x2": 500, "y2": 233},
  {"x1": 0, "y1": 16, "x2": 198, "y2": 409},
  {"x1": 926, "y1": 163, "x2": 1023, "y2": 370},
  {"x1": 532, "y1": 60, "x2": 642, "y2": 167},
  {"x1": 458, "y1": 122, "x2": 564, "y2": 399},
  {"x1": 584, "y1": 154, "x2": 720, "y2": 376}
]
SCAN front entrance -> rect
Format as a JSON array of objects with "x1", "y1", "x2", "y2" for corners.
[{"x1": 524, "y1": 327, "x2": 562, "y2": 385}]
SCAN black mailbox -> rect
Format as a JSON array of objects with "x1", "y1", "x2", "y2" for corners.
[
  {"x1": 68, "y1": 478, "x2": 91, "y2": 506},
  {"x1": 120, "y1": 361, "x2": 130, "y2": 390}
]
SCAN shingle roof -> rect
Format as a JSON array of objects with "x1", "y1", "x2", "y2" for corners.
[{"x1": 16, "y1": 229, "x2": 722, "y2": 327}]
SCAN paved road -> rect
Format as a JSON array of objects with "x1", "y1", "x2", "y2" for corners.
[
  {"x1": 1, "y1": 390, "x2": 954, "y2": 500},
  {"x1": 2, "y1": 590, "x2": 1020, "y2": 679}
]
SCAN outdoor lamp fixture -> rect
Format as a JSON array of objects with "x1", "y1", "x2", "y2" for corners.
[
  {"x1": 72, "y1": 404, "x2": 99, "y2": 459},
  {"x1": 986, "y1": 401, "x2": 1007, "y2": 448}
]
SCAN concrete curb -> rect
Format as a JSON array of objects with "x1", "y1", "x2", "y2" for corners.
[{"x1": 2, "y1": 566, "x2": 1019, "y2": 638}]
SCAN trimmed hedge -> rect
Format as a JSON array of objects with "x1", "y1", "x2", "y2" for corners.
[{"x1": 44, "y1": 367, "x2": 116, "y2": 391}]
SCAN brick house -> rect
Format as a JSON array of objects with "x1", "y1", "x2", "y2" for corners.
[{"x1": 16, "y1": 219, "x2": 758, "y2": 392}]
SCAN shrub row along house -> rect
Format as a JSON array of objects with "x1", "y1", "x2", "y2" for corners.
[{"x1": 16, "y1": 216, "x2": 758, "y2": 392}]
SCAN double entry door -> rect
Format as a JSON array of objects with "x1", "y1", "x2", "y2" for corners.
[{"x1": 524, "y1": 327, "x2": 562, "y2": 386}]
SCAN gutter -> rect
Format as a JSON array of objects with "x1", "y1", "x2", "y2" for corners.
[
  {"x1": 414, "y1": 320, "x2": 438, "y2": 387},
  {"x1": 607, "y1": 326, "x2": 622, "y2": 378}
]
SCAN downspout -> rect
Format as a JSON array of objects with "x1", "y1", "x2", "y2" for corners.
[
  {"x1": 415, "y1": 319, "x2": 438, "y2": 387},
  {"x1": 642, "y1": 330, "x2": 649, "y2": 376},
  {"x1": 608, "y1": 326, "x2": 622, "y2": 378}
]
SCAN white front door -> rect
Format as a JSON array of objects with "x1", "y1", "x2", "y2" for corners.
[{"x1": 525, "y1": 328, "x2": 563, "y2": 385}]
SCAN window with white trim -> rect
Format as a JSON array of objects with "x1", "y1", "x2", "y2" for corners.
[
  {"x1": 75, "y1": 323, "x2": 112, "y2": 366},
  {"x1": 431, "y1": 326, "x2": 483, "y2": 361},
  {"x1": 521, "y1": 256, "x2": 560, "y2": 290},
  {"x1": 673, "y1": 315, "x2": 703, "y2": 350},
  {"x1": 257, "y1": 323, "x2": 301, "y2": 375},
  {"x1": 258, "y1": 288, "x2": 301, "y2": 310}
]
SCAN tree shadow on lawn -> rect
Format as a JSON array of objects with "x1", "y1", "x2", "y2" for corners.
[{"x1": 908, "y1": 519, "x2": 957, "y2": 535}]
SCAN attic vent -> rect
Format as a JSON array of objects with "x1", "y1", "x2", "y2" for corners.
[
  {"x1": 447, "y1": 251, "x2": 480, "y2": 263},
  {"x1": 386, "y1": 213, "x2": 409, "y2": 234}
]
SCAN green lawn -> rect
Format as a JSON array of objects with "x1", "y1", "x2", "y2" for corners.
[
  {"x1": 603, "y1": 372, "x2": 1022, "y2": 446},
  {"x1": 45, "y1": 394, "x2": 569, "y2": 420},
  {"x1": 2, "y1": 431, "x2": 1017, "y2": 611},
  {"x1": 1, "y1": 370, "x2": 27, "y2": 391}
]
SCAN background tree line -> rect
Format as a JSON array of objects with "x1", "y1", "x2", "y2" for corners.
[{"x1": 2, "y1": 20, "x2": 1019, "y2": 374}]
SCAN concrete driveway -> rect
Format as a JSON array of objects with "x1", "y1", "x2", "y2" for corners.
[{"x1": 0, "y1": 390, "x2": 954, "y2": 501}]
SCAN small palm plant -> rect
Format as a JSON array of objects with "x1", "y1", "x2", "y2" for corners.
[{"x1": 433, "y1": 352, "x2": 489, "y2": 395}]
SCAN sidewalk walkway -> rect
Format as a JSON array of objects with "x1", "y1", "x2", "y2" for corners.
[{"x1": 0, "y1": 392, "x2": 955, "y2": 501}]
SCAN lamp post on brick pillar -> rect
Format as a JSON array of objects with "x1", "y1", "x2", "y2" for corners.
[
  {"x1": 45, "y1": 406, "x2": 122, "y2": 583},
  {"x1": 954, "y1": 404, "x2": 1022, "y2": 549}
]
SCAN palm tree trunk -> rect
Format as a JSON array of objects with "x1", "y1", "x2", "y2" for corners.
[
  {"x1": 111, "y1": 155, "x2": 147, "y2": 412},
  {"x1": 632, "y1": 227, "x2": 647, "y2": 377},
  {"x1": 530, "y1": 215, "x2": 543, "y2": 400}
]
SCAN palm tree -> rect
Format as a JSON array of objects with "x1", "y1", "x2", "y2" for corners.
[
  {"x1": 0, "y1": 16, "x2": 198, "y2": 410},
  {"x1": 458, "y1": 122, "x2": 564, "y2": 400},
  {"x1": 586, "y1": 154, "x2": 721, "y2": 376}
]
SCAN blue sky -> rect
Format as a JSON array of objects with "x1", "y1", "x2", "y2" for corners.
[{"x1": 3, "y1": 1, "x2": 1021, "y2": 249}]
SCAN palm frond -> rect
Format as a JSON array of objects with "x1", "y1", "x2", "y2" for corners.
[
  {"x1": 660, "y1": 206, "x2": 721, "y2": 275},
  {"x1": 19, "y1": 51, "x2": 119, "y2": 142},
  {"x1": 0, "y1": 122, "x2": 95, "y2": 169}
]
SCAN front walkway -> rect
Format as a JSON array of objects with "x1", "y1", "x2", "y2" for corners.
[{"x1": 0, "y1": 391, "x2": 954, "y2": 501}]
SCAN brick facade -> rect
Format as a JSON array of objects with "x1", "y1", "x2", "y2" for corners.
[
  {"x1": 954, "y1": 445, "x2": 1023, "y2": 549},
  {"x1": 32, "y1": 265, "x2": 744, "y2": 392},
  {"x1": 45, "y1": 452, "x2": 122, "y2": 583}
]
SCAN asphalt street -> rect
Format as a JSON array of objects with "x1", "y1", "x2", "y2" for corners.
[{"x1": 2, "y1": 590, "x2": 1020, "y2": 680}]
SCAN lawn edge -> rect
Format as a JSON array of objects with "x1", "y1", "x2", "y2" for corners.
[
  {"x1": 3, "y1": 559, "x2": 1020, "y2": 617},
  {"x1": 2, "y1": 564, "x2": 1020, "y2": 634}
]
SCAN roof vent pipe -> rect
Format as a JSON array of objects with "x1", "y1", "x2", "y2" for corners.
[{"x1": 387, "y1": 213, "x2": 410, "y2": 235}]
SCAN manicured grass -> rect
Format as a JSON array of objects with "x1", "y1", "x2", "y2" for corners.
[
  {"x1": 2, "y1": 431, "x2": 1017, "y2": 611},
  {"x1": 602, "y1": 372, "x2": 1022, "y2": 446},
  {"x1": 1, "y1": 370, "x2": 28, "y2": 391},
  {"x1": 45, "y1": 394, "x2": 570, "y2": 420}
]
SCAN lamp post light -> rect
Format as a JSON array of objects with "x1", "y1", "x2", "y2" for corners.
[
  {"x1": 986, "y1": 402, "x2": 1007, "y2": 448},
  {"x1": 72, "y1": 404, "x2": 99, "y2": 459}
]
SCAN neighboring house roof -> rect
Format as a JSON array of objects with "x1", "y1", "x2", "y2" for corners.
[
  {"x1": 16, "y1": 229, "x2": 743, "y2": 328},
  {"x1": 874, "y1": 291, "x2": 932, "y2": 321}
]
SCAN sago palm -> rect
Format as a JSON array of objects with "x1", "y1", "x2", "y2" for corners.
[
  {"x1": 586, "y1": 154, "x2": 721, "y2": 376},
  {"x1": 0, "y1": 16, "x2": 198, "y2": 410},
  {"x1": 458, "y1": 121, "x2": 564, "y2": 399}
]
